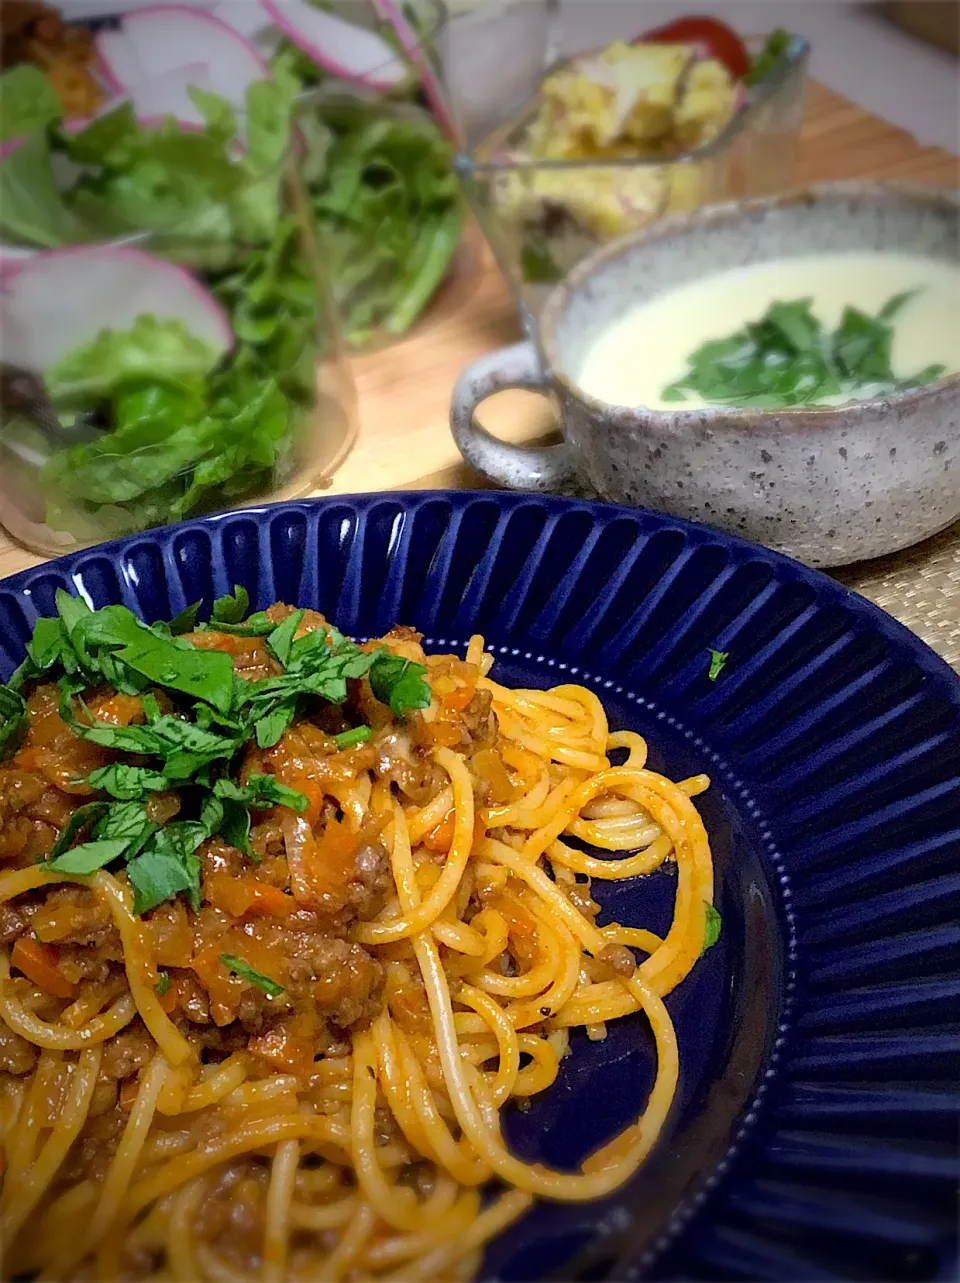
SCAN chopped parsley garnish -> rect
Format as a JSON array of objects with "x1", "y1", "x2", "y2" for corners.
[
  {"x1": 0, "y1": 590, "x2": 432, "y2": 917},
  {"x1": 155, "y1": 971, "x2": 171, "y2": 996},
  {"x1": 211, "y1": 585, "x2": 251, "y2": 625},
  {"x1": 333, "y1": 725, "x2": 372, "y2": 750},
  {"x1": 370, "y1": 655, "x2": 431, "y2": 718},
  {"x1": 707, "y1": 649, "x2": 729, "y2": 681},
  {"x1": 220, "y1": 954, "x2": 285, "y2": 997},
  {"x1": 0, "y1": 687, "x2": 27, "y2": 758},
  {"x1": 702, "y1": 904, "x2": 722, "y2": 953},
  {"x1": 662, "y1": 292, "x2": 945, "y2": 409}
]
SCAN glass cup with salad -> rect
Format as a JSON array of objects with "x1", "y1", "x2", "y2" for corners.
[
  {"x1": 0, "y1": 52, "x2": 358, "y2": 557},
  {"x1": 266, "y1": 0, "x2": 471, "y2": 349},
  {"x1": 456, "y1": 17, "x2": 809, "y2": 330}
]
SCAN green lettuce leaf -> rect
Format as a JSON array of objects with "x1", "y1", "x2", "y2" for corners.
[
  {"x1": 0, "y1": 131, "x2": 89, "y2": 248},
  {"x1": 303, "y1": 104, "x2": 463, "y2": 344},
  {"x1": 0, "y1": 66, "x2": 62, "y2": 143},
  {"x1": 45, "y1": 316, "x2": 221, "y2": 403}
]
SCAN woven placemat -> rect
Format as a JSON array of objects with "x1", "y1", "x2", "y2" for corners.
[{"x1": 834, "y1": 522, "x2": 960, "y2": 672}]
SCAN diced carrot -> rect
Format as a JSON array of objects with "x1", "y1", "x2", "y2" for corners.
[
  {"x1": 10, "y1": 936, "x2": 76, "y2": 1000},
  {"x1": 288, "y1": 817, "x2": 359, "y2": 908},
  {"x1": 191, "y1": 946, "x2": 240, "y2": 1023},
  {"x1": 89, "y1": 693, "x2": 142, "y2": 726},
  {"x1": 441, "y1": 683, "x2": 476, "y2": 714},
  {"x1": 422, "y1": 810, "x2": 456, "y2": 853},
  {"x1": 157, "y1": 984, "x2": 178, "y2": 1016},
  {"x1": 205, "y1": 873, "x2": 295, "y2": 920},
  {"x1": 428, "y1": 722, "x2": 462, "y2": 748},
  {"x1": 271, "y1": 758, "x2": 324, "y2": 826}
]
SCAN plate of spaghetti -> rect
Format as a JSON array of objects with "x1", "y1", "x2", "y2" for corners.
[{"x1": 0, "y1": 492, "x2": 956, "y2": 1283}]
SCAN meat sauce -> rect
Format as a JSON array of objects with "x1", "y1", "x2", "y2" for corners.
[{"x1": 0, "y1": 609, "x2": 500, "y2": 1116}]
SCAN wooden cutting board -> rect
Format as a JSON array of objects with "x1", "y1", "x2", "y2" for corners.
[{"x1": 0, "y1": 82, "x2": 956, "y2": 578}]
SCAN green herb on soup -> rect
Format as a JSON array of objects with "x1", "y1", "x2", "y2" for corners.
[{"x1": 661, "y1": 292, "x2": 947, "y2": 409}]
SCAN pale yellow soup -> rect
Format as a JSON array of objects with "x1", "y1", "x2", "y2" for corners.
[{"x1": 574, "y1": 251, "x2": 960, "y2": 410}]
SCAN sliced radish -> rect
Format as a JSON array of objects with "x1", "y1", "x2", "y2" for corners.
[
  {"x1": 95, "y1": 28, "x2": 147, "y2": 94},
  {"x1": 261, "y1": 0, "x2": 407, "y2": 89},
  {"x1": 125, "y1": 63, "x2": 213, "y2": 128},
  {"x1": 0, "y1": 247, "x2": 34, "y2": 276},
  {"x1": 107, "y1": 4, "x2": 268, "y2": 110},
  {"x1": 372, "y1": 0, "x2": 458, "y2": 139},
  {"x1": 0, "y1": 245, "x2": 233, "y2": 373},
  {"x1": 211, "y1": 0, "x2": 279, "y2": 53},
  {"x1": 64, "y1": 65, "x2": 214, "y2": 134}
]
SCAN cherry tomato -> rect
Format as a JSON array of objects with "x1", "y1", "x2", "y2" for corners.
[{"x1": 637, "y1": 15, "x2": 751, "y2": 79}]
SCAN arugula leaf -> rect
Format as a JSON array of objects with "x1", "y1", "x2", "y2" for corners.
[
  {"x1": 0, "y1": 65, "x2": 62, "y2": 142},
  {"x1": 707, "y1": 650, "x2": 729, "y2": 681},
  {"x1": 86, "y1": 764, "x2": 170, "y2": 800},
  {"x1": 212, "y1": 586, "x2": 250, "y2": 625},
  {"x1": 155, "y1": 970, "x2": 171, "y2": 996},
  {"x1": 333, "y1": 725, "x2": 372, "y2": 750},
  {"x1": 0, "y1": 686, "x2": 27, "y2": 760},
  {"x1": 214, "y1": 774, "x2": 307, "y2": 812},
  {"x1": 220, "y1": 953, "x2": 285, "y2": 997},
  {"x1": 370, "y1": 654, "x2": 431, "y2": 718},
  {"x1": 45, "y1": 316, "x2": 220, "y2": 404},
  {"x1": 702, "y1": 903, "x2": 722, "y2": 953},
  {"x1": 48, "y1": 838, "x2": 132, "y2": 875}
]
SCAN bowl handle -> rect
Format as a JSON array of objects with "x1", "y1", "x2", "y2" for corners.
[{"x1": 449, "y1": 340, "x2": 578, "y2": 492}]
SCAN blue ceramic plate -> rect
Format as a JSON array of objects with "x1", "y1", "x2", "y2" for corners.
[{"x1": 0, "y1": 492, "x2": 957, "y2": 1282}]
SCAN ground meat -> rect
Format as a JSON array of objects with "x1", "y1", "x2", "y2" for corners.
[
  {"x1": 284, "y1": 935, "x2": 384, "y2": 1031},
  {"x1": 0, "y1": 900, "x2": 28, "y2": 946},
  {"x1": 458, "y1": 688, "x2": 495, "y2": 743},
  {"x1": 564, "y1": 879, "x2": 600, "y2": 923},
  {"x1": 598, "y1": 943, "x2": 637, "y2": 977},
  {"x1": 99, "y1": 1023, "x2": 155, "y2": 1080},
  {"x1": 347, "y1": 842, "x2": 392, "y2": 922},
  {"x1": 29, "y1": 885, "x2": 114, "y2": 948},
  {"x1": 383, "y1": 625, "x2": 423, "y2": 644},
  {"x1": 56, "y1": 946, "x2": 113, "y2": 984},
  {"x1": 176, "y1": 972, "x2": 212, "y2": 1026},
  {"x1": 0, "y1": 1024, "x2": 38, "y2": 1075},
  {"x1": 373, "y1": 729, "x2": 445, "y2": 805},
  {"x1": 199, "y1": 837, "x2": 247, "y2": 882}
]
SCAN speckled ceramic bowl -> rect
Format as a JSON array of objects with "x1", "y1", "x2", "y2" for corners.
[{"x1": 450, "y1": 182, "x2": 960, "y2": 567}]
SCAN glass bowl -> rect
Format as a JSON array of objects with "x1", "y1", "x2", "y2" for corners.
[
  {"x1": 294, "y1": 84, "x2": 471, "y2": 350},
  {"x1": 0, "y1": 143, "x2": 357, "y2": 557},
  {"x1": 456, "y1": 32, "x2": 810, "y2": 330}
]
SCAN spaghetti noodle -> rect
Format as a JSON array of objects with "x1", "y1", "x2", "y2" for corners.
[{"x1": 0, "y1": 601, "x2": 715, "y2": 1280}]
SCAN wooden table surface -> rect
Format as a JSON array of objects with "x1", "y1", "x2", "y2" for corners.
[{"x1": 0, "y1": 82, "x2": 956, "y2": 579}]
